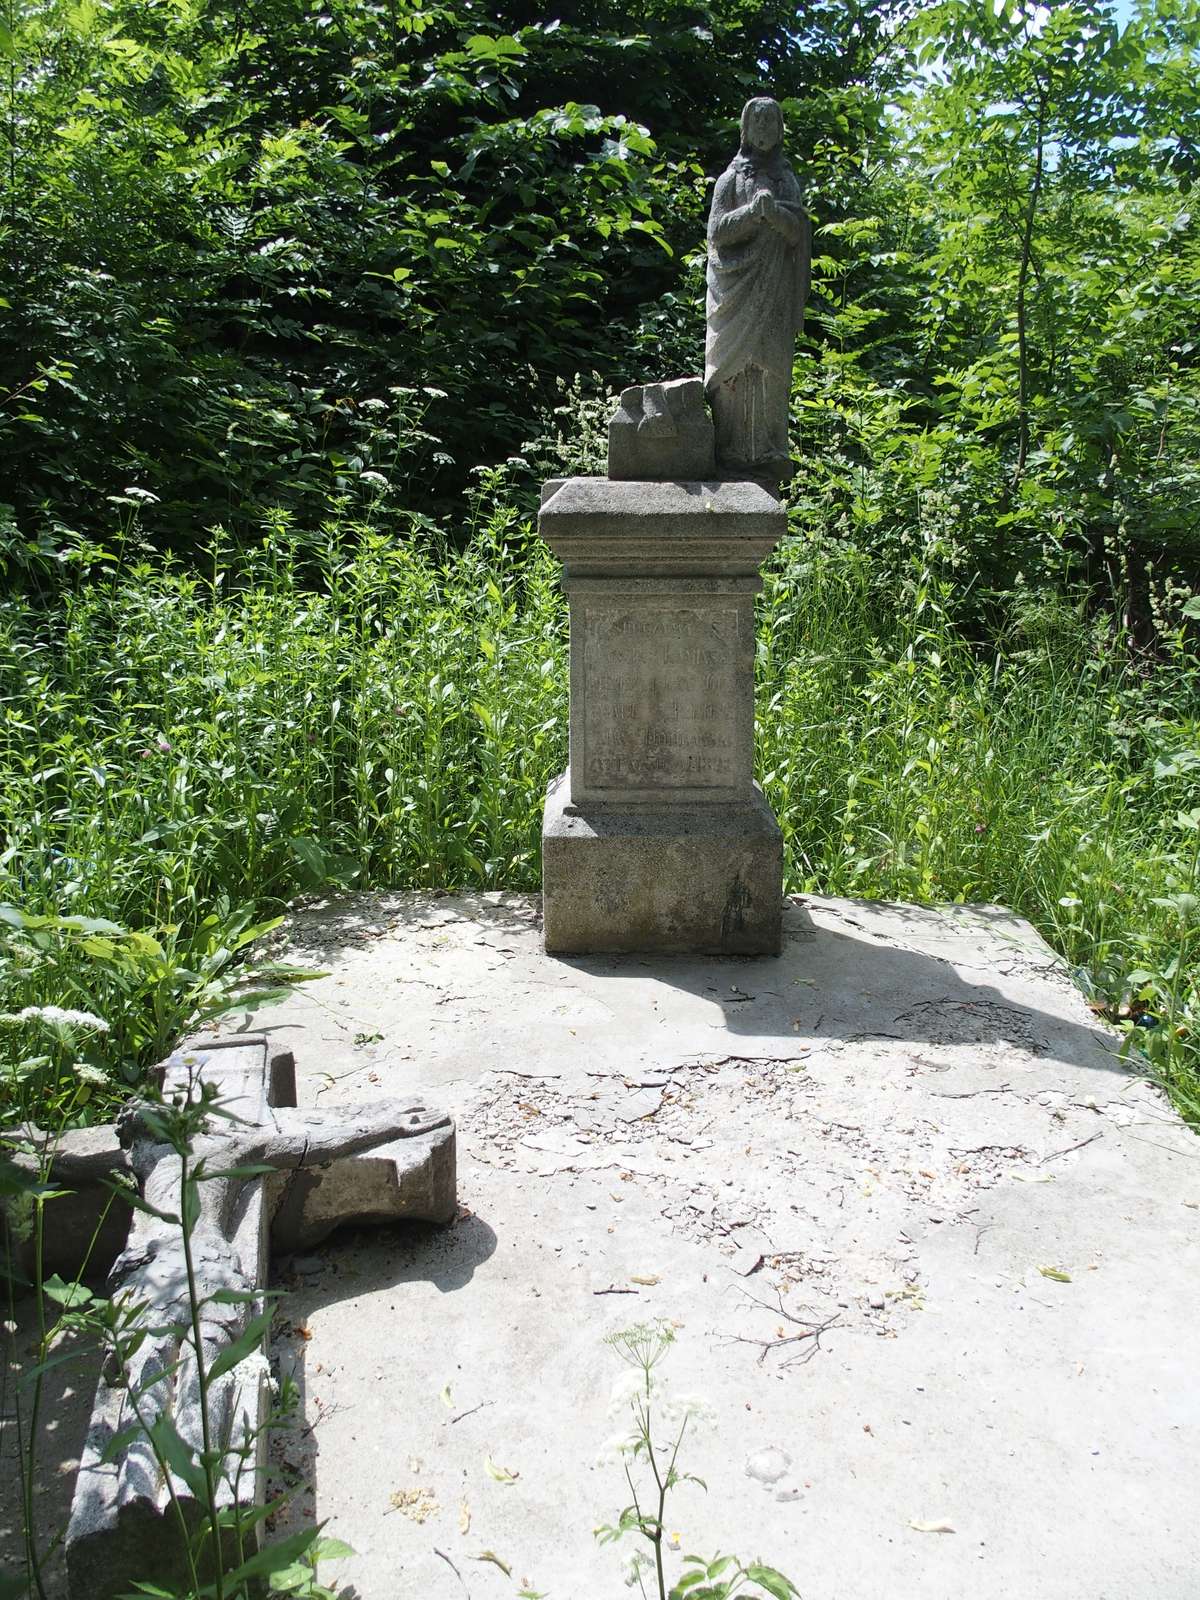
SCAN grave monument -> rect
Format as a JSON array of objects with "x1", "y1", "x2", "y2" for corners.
[{"x1": 539, "y1": 96, "x2": 809, "y2": 954}]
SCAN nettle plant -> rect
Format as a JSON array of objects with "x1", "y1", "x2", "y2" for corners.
[{"x1": 596, "y1": 1322, "x2": 800, "y2": 1600}]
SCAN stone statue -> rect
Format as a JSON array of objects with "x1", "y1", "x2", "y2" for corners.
[{"x1": 705, "y1": 96, "x2": 810, "y2": 482}]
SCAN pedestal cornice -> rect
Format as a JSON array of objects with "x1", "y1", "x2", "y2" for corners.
[{"x1": 538, "y1": 477, "x2": 785, "y2": 579}]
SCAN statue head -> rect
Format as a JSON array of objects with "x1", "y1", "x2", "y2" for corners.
[{"x1": 739, "y1": 97, "x2": 784, "y2": 158}]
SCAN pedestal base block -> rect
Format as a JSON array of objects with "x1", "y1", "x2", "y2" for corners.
[{"x1": 542, "y1": 772, "x2": 782, "y2": 955}]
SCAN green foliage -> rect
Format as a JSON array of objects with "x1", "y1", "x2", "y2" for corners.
[
  {"x1": 789, "y1": 0, "x2": 1200, "y2": 635},
  {"x1": 0, "y1": 0, "x2": 900, "y2": 551},
  {"x1": 3, "y1": 490, "x2": 1197, "y2": 1123},
  {"x1": 756, "y1": 529, "x2": 1200, "y2": 1120},
  {"x1": 0, "y1": 904, "x2": 314, "y2": 1123}
]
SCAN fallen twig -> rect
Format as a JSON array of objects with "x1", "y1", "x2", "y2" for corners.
[
  {"x1": 448, "y1": 1400, "x2": 495, "y2": 1425},
  {"x1": 930, "y1": 1085, "x2": 1016, "y2": 1099},
  {"x1": 1040, "y1": 1132, "x2": 1103, "y2": 1164},
  {"x1": 726, "y1": 1287, "x2": 840, "y2": 1367},
  {"x1": 435, "y1": 1546, "x2": 471, "y2": 1597}
]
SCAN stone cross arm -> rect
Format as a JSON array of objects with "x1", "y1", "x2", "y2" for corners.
[{"x1": 123, "y1": 1097, "x2": 451, "y2": 1178}]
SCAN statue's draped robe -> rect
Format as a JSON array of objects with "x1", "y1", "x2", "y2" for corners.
[{"x1": 705, "y1": 155, "x2": 809, "y2": 473}]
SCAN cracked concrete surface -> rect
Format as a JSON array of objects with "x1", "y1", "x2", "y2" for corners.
[{"x1": 230, "y1": 893, "x2": 1199, "y2": 1599}]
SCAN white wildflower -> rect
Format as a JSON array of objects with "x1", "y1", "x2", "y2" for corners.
[
  {"x1": 13, "y1": 1006, "x2": 110, "y2": 1033},
  {"x1": 608, "y1": 1367, "x2": 655, "y2": 1416},
  {"x1": 73, "y1": 1063, "x2": 109, "y2": 1085},
  {"x1": 658, "y1": 1391, "x2": 716, "y2": 1431},
  {"x1": 593, "y1": 1430, "x2": 640, "y2": 1468},
  {"x1": 622, "y1": 1551, "x2": 653, "y2": 1589}
]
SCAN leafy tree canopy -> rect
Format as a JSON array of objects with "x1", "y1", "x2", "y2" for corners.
[{"x1": 0, "y1": 0, "x2": 903, "y2": 547}]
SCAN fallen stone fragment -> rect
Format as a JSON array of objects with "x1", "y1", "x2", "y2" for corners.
[
  {"x1": 63, "y1": 1035, "x2": 455, "y2": 1600},
  {"x1": 607, "y1": 376, "x2": 716, "y2": 481},
  {"x1": 6, "y1": 1122, "x2": 131, "y2": 1281}
]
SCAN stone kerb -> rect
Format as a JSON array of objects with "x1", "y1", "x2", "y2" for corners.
[{"x1": 539, "y1": 476, "x2": 786, "y2": 956}]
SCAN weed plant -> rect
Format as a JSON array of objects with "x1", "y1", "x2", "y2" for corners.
[
  {"x1": 597, "y1": 1320, "x2": 798, "y2": 1599},
  {"x1": 1, "y1": 482, "x2": 1197, "y2": 1125},
  {"x1": 757, "y1": 530, "x2": 1200, "y2": 1122}
]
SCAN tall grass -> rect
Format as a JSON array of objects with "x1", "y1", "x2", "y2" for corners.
[
  {"x1": 1, "y1": 495, "x2": 1197, "y2": 1122},
  {"x1": 757, "y1": 539, "x2": 1200, "y2": 1120}
]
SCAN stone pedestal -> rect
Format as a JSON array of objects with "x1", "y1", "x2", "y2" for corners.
[{"x1": 539, "y1": 477, "x2": 785, "y2": 954}]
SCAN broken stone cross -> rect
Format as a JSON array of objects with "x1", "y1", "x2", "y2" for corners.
[{"x1": 57, "y1": 1035, "x2": 455, "y2": 1600}]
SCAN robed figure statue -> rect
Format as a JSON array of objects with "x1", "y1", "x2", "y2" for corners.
[{"x1": 704, "y1": 97, "x2": 810, "y2": 482}]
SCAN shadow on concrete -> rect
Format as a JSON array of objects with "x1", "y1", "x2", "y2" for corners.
[
  {"x1": 555, "y1": 902, "x2": 1129, "y2": 1079},
  {"x1": 266, "y1": 1211, "x2": 497, "y2": 1563},
  {"x1": 0, "y1": 1306, "x2": 102, "y2": 1600},
  {"x1": 226, "y1": 890, "x2": 1129, "y2": 1087}
]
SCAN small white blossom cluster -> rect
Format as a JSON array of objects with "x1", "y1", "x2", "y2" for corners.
[
  {"x1": 595, "y1": 1367, "x2": 715, "y2": 1468},
  {"x1": 657, "y1": 1391, "x2": 717, "y2": 1429},
  {"x1": 607, "y1": 1367, "x2": 655, "y2": 1416},
  {"x1": 623, "y1": 1550, "x2": 653, "y2": 1590},
  {"x1": 593, "y1": 1429, "x2": 641, "y2": 1468},
  {"x1": 606, "y1": 1368, "x2": 713, "y2": 1428},
  {"x1": 1, "y1": 1005, "x2": 110, "y2": 1033}
]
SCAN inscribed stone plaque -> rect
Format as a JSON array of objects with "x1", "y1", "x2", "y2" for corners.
[{"x1": 580, "y1": 604, "x2": 742, "y2": 792}]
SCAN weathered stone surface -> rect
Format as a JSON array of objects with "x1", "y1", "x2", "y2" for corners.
[
  {"x1": 539, "y1": 476, "x2": 785, "y2": 953},
  {"x1": 4, "y1": 1049, "x2": 296, "y2": 1286},
  {"x1": 67, "y1": 1039, "x2": 275, "y2": 1600},
  {"x1": 705, "y1": 97, "x2": 810, "y2": 483},
  {"x1": 540, "y1": 477, "x2": 783, "y2": 811},
  {"x1": 539, "y1": 476, "x2": 782, "y2": 577},
  {"x1": 569, "y1": 590, "x2": 755, "y2": 805},
  {"x1": 542, "y1": 772, "x2": 782, "y2": 954},
  {"x1": 268, "y1": 1111, "x2": 455, "y2": 1251},
  {"x1": 239, "y1": 891, "x2": 1200, "y2": 1600},
  {"x1": 64, "y1": 1037, "x2": 456, "y2": 1600},
  {"x1": 6, "y1": 1123, "x2": 130, "y2": 1282},
  {"x1": 607, "y1": 376, "x2": 715, "y2": 481}
]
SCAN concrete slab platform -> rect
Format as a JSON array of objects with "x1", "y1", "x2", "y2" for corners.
[{"x1": 234, "y1": 893, "x2": 1200, "y2": 1600}]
